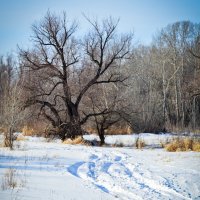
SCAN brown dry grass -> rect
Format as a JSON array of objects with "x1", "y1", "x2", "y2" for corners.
[
  {"x1": 192, "y1": 141, "x2": 200, "y2": 152},
  {"x1": 135, "y1": 137, "x2": 145, "y2": 149},
  {"x1": 165, "y1": 137, "x2": 200, "y2": 152},
  {"x1": 63, "y1": 136, "x2": 83, "y2": 145},
  {"x1": 16, "y1": 134, "x2": 27, "y2": 141},
  {"x1": 63, "y1": 136, "x2": 92, "y2": 146},
  {"x1": 1, "y1": 168, "x2": 17, "y2": 190},
  {"x1": 22, "y1": 126, "x2": 35, "y2": 136},
  {"x1": 1, "y1": 168, "x2": 27, "y2": 190}
]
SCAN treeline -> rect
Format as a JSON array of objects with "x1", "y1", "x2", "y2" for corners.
[
  {"x1": 0, "y1": 12, "x2": 199, "y2": 147},
  {"x1": 125, "y1": 21, "x2": 200, "y2": 132}
]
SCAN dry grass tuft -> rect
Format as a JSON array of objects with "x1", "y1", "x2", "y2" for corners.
[
  {"x1": 1, "y1": 168, "x2": 27, "y2": 190},
  {"x1": 63, "y1": 136, "x2": 84, "y2": 145},
  {"x1": 1, "y1": 168, "x2": 17, "y2": 190},
  {"x1": 135, "y1": 137, "x2": 145, "y2": 149},
  {"x1": 63, "y1": 136, "x2": 93, "y2": 146},
  {"x1": 16, "y1": 134, "x2": 27, "y2": 141},
  {"x1": 192, "y1": 141, "x2": 200, "y2": 152},
  {"x1": 165, "y1": 143, "x2": 176, "y2": 152},
  {"x1": 183, "y1": 138, "x2": 193, "y2": 150},
  {"x1": 62, "y1": 138, "x2": 73, "y2": 145},
  {"x1": 73, "y1": 136, "x2": 84, "y2": 144},
  {"x1": 165, "y1": 137, "x2": 200, "y2": 152},
  {"x1": 22, "y1": 126, "x2": 34, "y2": 136}
]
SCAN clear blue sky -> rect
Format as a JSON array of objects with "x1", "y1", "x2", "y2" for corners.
[{"x1": 0, "y1": 0, "x2": 200, "y2": 55}]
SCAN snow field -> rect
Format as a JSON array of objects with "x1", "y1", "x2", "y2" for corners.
[
  {"x1": 0, "y1": 134, "x2": 199, "y2": 200},
  {"x1": 68, "y1": 148, "x2": 200, "y2": 200}
]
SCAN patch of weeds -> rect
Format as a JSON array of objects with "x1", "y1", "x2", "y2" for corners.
[
  {"x1": 192, "y1": 140, "x2": 200, "y2": 152},
  {"x1": 63, "y1": 136, "x2": 83, "y2": 145},
  {"x1": 1, "y1": 168, "x2": 27, "y2": 191},
  {"x1": 63, "y1": 136, "x2": 93, "y2": 146},
  {"x1": 165, "y1": 137, "x2": 200, "y2": 152},
  {"x1": 1, "y1": 168, "x2": 18, "y2": 190},
  {"x1": 135, "y1": 136, "x2": 145, "y2": 149}
]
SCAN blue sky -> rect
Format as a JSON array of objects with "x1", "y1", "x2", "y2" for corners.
[{"x1": 0, "y1": 0, "x2": 200, "y2": 55}]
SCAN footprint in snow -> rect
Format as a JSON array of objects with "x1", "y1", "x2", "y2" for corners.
[
  {"x1": 89, "y1": 154, "x2": 99, "y2": 160},
  {"x1": 114, "y1": 156, "x2": 121, "y2": 161}
]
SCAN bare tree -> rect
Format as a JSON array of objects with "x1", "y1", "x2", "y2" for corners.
[
  {"x1": 20, "y1": 12, "x2": 132, "y2": 140},
  {"x1": 122, "y1": 21, "x2": 200, "y2": 133},
  {"x1": 0, "y1": 56, "x2": 13, "y2": 128},
  {"x1": 0, "y1": 57, "x2": 28, "y2": 149},
  {"x1": 3, "y1": 78, "x2": 27, "y2": 149},
  {"x1": 86, "y1": 83, "x2": 122, "y2": 145}
]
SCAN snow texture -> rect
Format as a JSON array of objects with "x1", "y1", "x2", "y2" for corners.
[{"x1": 0, "y1": 134, "x2": 199, "y2": 200}]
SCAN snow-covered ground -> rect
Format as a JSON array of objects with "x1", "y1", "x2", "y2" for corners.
[
  {"x1": 83, "y1": 133, "x2": 174, "y2": 147},
  {"x1": 0, "y1": 134, "x2": 200, "y2": 200}
]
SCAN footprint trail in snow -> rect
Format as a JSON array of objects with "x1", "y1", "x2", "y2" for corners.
[{"x1": 68, "y1": 149, "x2": 198, "y2": 200}]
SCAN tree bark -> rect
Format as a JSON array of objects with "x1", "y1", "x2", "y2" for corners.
[{"x1": 99, "y1": 129, "x2": 105, "y2": 146}]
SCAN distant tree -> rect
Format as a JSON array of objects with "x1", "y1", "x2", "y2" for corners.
[
  {"x1": 0, "y1": 56, "x2": 13, "y2": 127},
  {"x1": 123, "y1": 21, "x2": 200, "y2": 132},
  {"x1": 88, "y1": 84, "x2": 121, "y2": 145},
  {"x1": 3, "y1": 77, "x2": 27, "y2": 149},
  {"x1": 0, "y1": 56, "x2": 28, "y2": 149}
]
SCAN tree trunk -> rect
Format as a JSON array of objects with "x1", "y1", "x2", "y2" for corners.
[
  {"x1": 174, "y1": 63, "x2": 180, "y2": 127},
  {"x1": 4, "y1": 126, "x2": 13, "y2": 150},
  {"x1": 9, "y1": 126, "x2": 13, "y2": 150},
  {"x1": 193, "y1": 96, "x2": 196, "y2": 129},
  {"x1": 162, "y1": 61, "x2": 167, "y2": 130},
  {"x1": 67, "y1": 102, "x2": 83, "y2": 139},
  {"x1": 99, "y1": 128, "x2": 105, "y2": 146}
]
